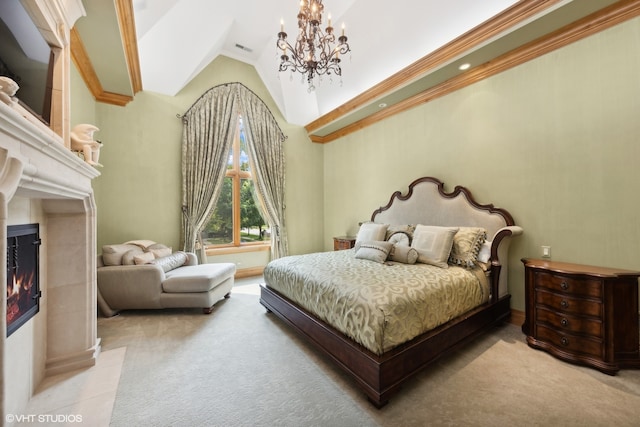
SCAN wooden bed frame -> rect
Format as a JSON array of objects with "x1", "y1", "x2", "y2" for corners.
[{"x1": 260, "y1": 177, "x2": 522, "y2": 407}]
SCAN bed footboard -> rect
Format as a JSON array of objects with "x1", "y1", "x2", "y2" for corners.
[{"x1": 260, "y1": 284, "x2": 511, "y2": 407}]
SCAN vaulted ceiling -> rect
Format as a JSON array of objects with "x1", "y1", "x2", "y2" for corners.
[{"x1": 72, "y1": 0, "x2": 636, "y2": 142}]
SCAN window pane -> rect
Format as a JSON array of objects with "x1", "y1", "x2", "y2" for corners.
[
  {"x1": 226, "y1": 145, "x2": 233, "y2": 170},
  {"x1": 240, "y1": 178, "x2": 270, "y2": 243},
  {"x1": 203, "y1": 177, "x2": 233, "y2": 245},
  {"x1": 239, "y1": 118, "x2": 250, "y2": 173}
]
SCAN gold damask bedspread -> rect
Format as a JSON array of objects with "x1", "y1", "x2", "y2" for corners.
[{"x1": 263, "y1": 249, "x2": 489, "y2": 355}]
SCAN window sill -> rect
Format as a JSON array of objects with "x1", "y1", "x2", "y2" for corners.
[{"x1": 205, "y1": 244, "x2": 270, "y2": 256}]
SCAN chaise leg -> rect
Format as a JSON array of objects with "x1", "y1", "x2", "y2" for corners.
[{"x1": 203, "y1": 292, "x2": 231, "y2": 314}]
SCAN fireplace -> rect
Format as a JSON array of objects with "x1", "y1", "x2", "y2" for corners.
[{"x1": 6, "y1": 224, "x2": 41, "y2": 337}]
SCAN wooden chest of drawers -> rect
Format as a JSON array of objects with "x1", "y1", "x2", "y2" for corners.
[{"x1": 522, "y1": 258, "x2": 640, "y2": 374}]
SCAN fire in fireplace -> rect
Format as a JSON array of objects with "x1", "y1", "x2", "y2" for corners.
[{"x1": 6, "y1": 223, "x2": 41, "y2": 337}]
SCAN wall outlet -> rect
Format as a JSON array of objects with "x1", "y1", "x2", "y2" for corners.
[{"x1": 541, "y1": 246, "x2": 551, "y2": 258}]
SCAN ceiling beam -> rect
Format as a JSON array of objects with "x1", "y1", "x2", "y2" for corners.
[
  {"x1": 70, "y1": 27, "x2": 133, "y2": 106},
  {"x1": 304, "y1": 0, "x2": 564, "y2": 135},
  {"x1": 70, "y1": 0, "x2": 141, "y2": 106},
  {"x1": 309, "y1": 0, "x2": 640, "y2": 143},
  {"x1": 115, "y1": 0, "x2": 143, "y2": 94}
]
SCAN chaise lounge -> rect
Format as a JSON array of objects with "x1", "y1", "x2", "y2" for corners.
[{"x1": 96, "y1": 241, "x2": 236, "y2": 317}]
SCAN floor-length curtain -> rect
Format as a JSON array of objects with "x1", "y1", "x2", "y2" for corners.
[
  {"x1": 181, "y1": 83, "x2": 287, "y2": 259},
  {"x1": 181, "y1": 84, "x2": 239, "y2": 253},
  {"x1": 238, "y1": 86, "x2": 288, "y2": 258}
]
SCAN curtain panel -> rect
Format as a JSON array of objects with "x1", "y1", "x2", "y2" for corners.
[{"x1": 180, "y1": 83, "x2": 287, "y2": 259}]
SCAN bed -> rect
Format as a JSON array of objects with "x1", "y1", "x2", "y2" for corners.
[{"x1": 259, "y1": 177, "x2": 523, "y2": 407}]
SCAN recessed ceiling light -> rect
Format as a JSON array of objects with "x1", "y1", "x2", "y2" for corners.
[
  {"x1": 378, "y1": 103, "x2": 387, "y2": 108},
  {"x1": 458, "y1": 63, "x2": 471, "y2": 71}
]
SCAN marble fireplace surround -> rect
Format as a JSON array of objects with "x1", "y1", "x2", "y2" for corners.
[{"x1": 0, "y1": 101, "x2": 100, "y2": 416}]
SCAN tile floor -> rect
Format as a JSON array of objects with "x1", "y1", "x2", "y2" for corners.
[{"x1": 18, "y1": 347, "x2": 125, "y2": 426}]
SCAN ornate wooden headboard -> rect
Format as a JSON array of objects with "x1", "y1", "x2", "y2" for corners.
[{"x1": 371, "y1": 177, "x2": 522, "y2": 301}]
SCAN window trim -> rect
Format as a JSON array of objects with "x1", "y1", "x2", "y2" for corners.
[{"x1": 205, "y1": 243, "x2": 270, "y2": 257}]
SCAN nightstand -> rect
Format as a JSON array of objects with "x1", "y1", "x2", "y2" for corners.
[
  {"x1": 333, "y1": 236, "x2": 356, "y2": 251},
  {"x1": 522, "y1": 258, "x2": 640, "y2": 374}
]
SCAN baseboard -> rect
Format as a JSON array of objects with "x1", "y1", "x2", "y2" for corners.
[
  {"x1": 235, "y1": 266, "x2": 264, "y2": 279},
  {"x1": 509, "y1": 309, "x2": 525, "y2": 327}
]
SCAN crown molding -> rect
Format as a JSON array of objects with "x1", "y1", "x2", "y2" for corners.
[
  {"x1": 69, "y1": 0, "x2": 140, "y2": 106},
  {"x1": 308, "y1": 0, "x2": 640, "y2": 143},
  {"x1": 115, "y1": 0, "x2": 143, "y2": 94}
]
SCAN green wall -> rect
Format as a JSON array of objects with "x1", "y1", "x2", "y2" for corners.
[
  {"x1": 323, "y1": 17, "x2": 640, "y2": 311},
  {"x1": 81, "y1": 56, "x2": 324, "y2": 265},
  {"x1": 70, "y1": 65, "x2": 97, "y2": 134}
]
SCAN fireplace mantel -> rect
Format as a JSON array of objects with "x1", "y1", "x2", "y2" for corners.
[{"x1": 0, "y1": 103, "x2": 99, "y2": 198}]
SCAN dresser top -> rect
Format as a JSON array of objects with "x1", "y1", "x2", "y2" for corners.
[{"x1": 522, "y1": 258, "x2": 640, "y2": 279}]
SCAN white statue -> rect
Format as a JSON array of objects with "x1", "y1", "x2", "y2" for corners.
[
  {"x1": 70, "y1": 124, "x2": 103, "y2": 167},
  {"x1": 0, "y1": 76, "x2": 19, "y2": 107}
]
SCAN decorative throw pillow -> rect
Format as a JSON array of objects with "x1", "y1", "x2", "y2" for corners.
[
  {"x1": 389, "y1": 245, "x2": 418, "y2": 264},
  {"x1": 133, "y1": 251, "x2": 155, "y2": 265},
  {"x1": 147, "y1": 243, "x2": 172, "y2": 258},
  {"x1": 449, "y1": 227, "x2": 487, "y2": 268},
  {"x1": 101, "y1": 244, "x2": 140, "y2": 266},
  {"x1": 355, "y1": 223, "x2": 389, "y2": 246},
  {"x1": 385, "y1": 224, "x2": 415, "y2": 241},
  {"x1": 122, "y1": 248, "x2": 145, "y2": 265},
  {"x1": 411, "y1": 225, "x2": 459, "y2": 268},
  {"x1": 150, "y1": 251, "x2": 189, "y2": 272},
  {"x1": 386, "y1": 232, "x2": 410, "y2": 247},
  {"x1": 355, "y1": 241, "x2": 393, "y2": 263},
  {"x1": 477, "y1": 240, "x2": 492, "y2": 263}
]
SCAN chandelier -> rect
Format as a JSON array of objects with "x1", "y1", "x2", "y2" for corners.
[{"x1": 277, "y1": 0, "x2": 351, "y2": 91}]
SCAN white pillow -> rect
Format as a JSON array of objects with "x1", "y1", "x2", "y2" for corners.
[
  {"x1": 389, "y1": 245, "x2": 418, "y2": 264},
  {"x1": 411, "y1": 225, "x2": 459, "y2": 268},
  {"x1": 387, "y1": 232, "x2": 410, "y2": 247},
  {"x1": 477, "y1": 240, "x2": 492, "y2": 263},
  {"x1": 355, "y1": 241, "x2": 393, "y2": 263},
  {"x1": 355, "y1": 223, "x2": 389, "y2": 245},
  {"x1": 133, "y1": 251, "x2": 155, "y2": 265}
]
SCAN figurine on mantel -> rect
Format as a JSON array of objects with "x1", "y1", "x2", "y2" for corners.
[
  {"x1": 0, "y1": 76, "x2": 19, "y2": 107},
  {"x1": 70, "y1": 124, "x2": 103, "y2": 167}
]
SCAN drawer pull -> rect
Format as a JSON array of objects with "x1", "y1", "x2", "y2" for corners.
[
  {"x1": 561, "y1": 318, "x2": 568, "y2": 327},
  {"x1": 560, "y1": 300, "x2": 569, "y2": 309},
  {"x1": 561, "y1": 337, "x2": 569, "y2": 346},
  {"x1": 561, "y1": 281, "x2": 569, "y2": 290}
]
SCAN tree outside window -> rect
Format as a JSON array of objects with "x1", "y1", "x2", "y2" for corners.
[{"x1": 201, "y1": 115, "x2": 270, "y2": 247}]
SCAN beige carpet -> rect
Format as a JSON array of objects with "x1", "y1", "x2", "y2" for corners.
[{"x1": 98, "y1": 280, "x2": 640, "y2": 427}]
